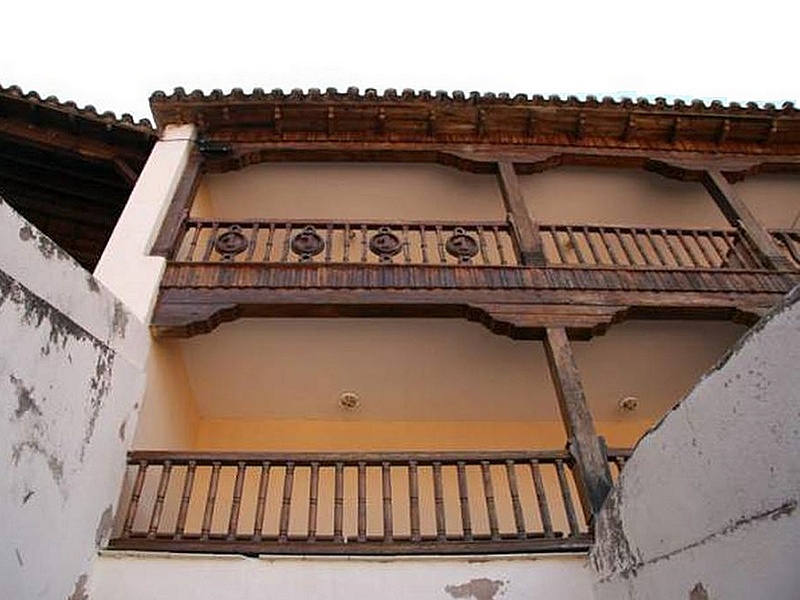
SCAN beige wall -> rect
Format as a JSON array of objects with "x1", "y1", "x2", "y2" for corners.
[
  {"x1": 196, "y1": 163, "x2": 505, "y2": 221},
  {"x1": 519, "y1": 167, "x2": 728, "y2": 228},
  {"x1": 735, "y1": 174, "x2": 800, "y2": 229},
  {"x1": 194, "y1": 418, "x2": 648, "y2": 451},
  {"x1": 132, "y1": 340, "x2": 199, "y2": 450}
]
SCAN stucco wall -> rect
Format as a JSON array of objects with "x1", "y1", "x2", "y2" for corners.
[
  {"x1": 591, "y1": 286, "x2": 800, "y2": 600},
  {"x1": 0, "y1": 198, "x2": 148, "y2": 600},
  {"x1": 89, "y1": 552, "x2": 594, "y2": 600}
]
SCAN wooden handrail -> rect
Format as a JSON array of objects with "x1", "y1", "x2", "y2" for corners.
[{"x1": 110, "y1": 449, "x2": 632, "y2": 556}]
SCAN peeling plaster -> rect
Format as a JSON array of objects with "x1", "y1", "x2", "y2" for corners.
[
  {"x1": 689, "y1": 582, "x2": 709, "y2": 600},
  {"x1": 95, "y1": 505, "x2": 114, "y2": 548},
  {"x1": 18, "y1": 223, "x2": 71, "y2": 262},
  {"x1": 86, "y1": 275, "x2": 100, "y2": 294},
  {"x1": 445, "y1": 578, "x2": 506, "y2": 600},
  {"x1": 81, "y1": 347, "x2": 115, "y2": 461},
  {"x1": 112, "y1": 301, "x2": 128, "y2": 339},
  {"x1": 22, "y1": 489, "x2": 35, "y2": 504},
  {"x1": 10, "y1": 374, "x2": 43, "y2": 419},
  {"x1": 118, "y1": 419, "x2": 127, "y2": 441},
  {"x1": 15, "y1": 548, "x2": 23, "y2": 567},
  {"x1": 67, "y1": 574, "x2": 89, "y2": 600},
  {"x1": 11, "y1": 440, "x2": 64, "y2": 485}
]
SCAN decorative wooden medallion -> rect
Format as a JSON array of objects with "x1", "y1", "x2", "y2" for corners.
[
  {"x1": 291, "y1": 226, "x2": 325, "y2": 261},
  {"x1": 445, "y1": 228, "x2": 479, "y2": 262},
  {"x1": 214, "y1": 225, "x2": 248, "y2": 260},
  {"x1": 369, "y1": 227, "x2": 403, "y2": 262}
]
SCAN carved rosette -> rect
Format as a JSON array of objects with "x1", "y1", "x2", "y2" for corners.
[
  {"x1": 369, "y1": 227, "x2": 403, "y2": 262},
  {"x1": 291, "y1": 226, "x2": 325, "y2": 261},
  {"x1": 214, "y1": 225, "x2": 248, "y2": 260},
  {"x1": 445, "y1": 227, "x2": 479, "y2": 262}
]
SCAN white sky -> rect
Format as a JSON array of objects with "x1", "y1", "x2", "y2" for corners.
[{"x1": 2, "y1": 0, "x2": 797, "y2": 123}]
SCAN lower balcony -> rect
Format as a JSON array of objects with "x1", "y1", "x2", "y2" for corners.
[{"x1": 109, "y1": 448, "x2": 630, "y2": 556}]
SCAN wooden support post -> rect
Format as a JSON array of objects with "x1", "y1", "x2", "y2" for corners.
[
  {"x1": 543, "y1": 327, "x2": 613, "y2": 521},
  {"x1": 496, "y1": 161, "x2": 546, "y2": 265},
  {"x1": 150, "y1": 147, "x2": 203, "y2": 258},
  {"x1": 702, "y1": 169, "x2": 792, "y2": 270}
]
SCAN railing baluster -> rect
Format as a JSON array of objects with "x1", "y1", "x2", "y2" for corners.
[
  {"x1": 529, "y1": 460, "x2": 554, "y2": 538},
  {"x1": 614, "y1": 227, "x2": 637, "y2": 266},
  {"x1": 357, "y1": 461, "x2": 367, "y2": 542},
  {"x1": 382, "y1": 461, "x2": 393, "y2": 542},
  {"x1": 245, "y1": 224, "x2": 259, "y2": 261},
  {"x1": 122, "y1": 460, "x2": 148, "y2": 538},
  {"x1": 599, "y1": 229, "x2": 623, "y2": 265},
  {"x1": 566, "y1": 226, "x2": 587, "y2": 264},
  {"x1": 402, "y1": 225, "x2": 411, "y2": 263},
  {"x1": 433, "y1": 461, "x2": 447, "y2": 541},
  {"x1": 678, "y1": 229, "x2": 705, "y2": 267},
  {"x1": 778, "y1": 231, "x2": 800, "y2": 264},
  {"x1": 307, "y1": 462, "x2": 320, "y2": 542},
  {"x1": 492, "y1": 226, "x2": 508, "y2": 265},
  {"x1": 646, "y1": 228, "x2": 669, "y2": 266},
  {"x1": 505, "y1": 459, "x2": 526, "y2": 539},
  {"x1": 476, "y1": 225, "x2": 490, "y2": 264},
  {"x1": 201, "y1": 223, "x2": 219, "y2": 261},
  {"x1": 278, "y1": 462, "x2": 295, "y2": 543},
  {"x1": 175, "y1": 460, "x2": 196, "y2": 540},
  {"x1": 434, "y1": 225, "x2": 447, "y2": 263},
  {"x1": 201, "y1": 462, "x2": 222, "y2": 541},
  {"x1": 280, "y1": 223, "x2": 293, "y2": 262},
  {"x1": 662, "y1": 228, "x2": 690, "y2": 267},
  {"x1": 262, "y1": 223, "x2": 276, "y2": 262},
  {"x1": 343, "y1": 223, "x2": 351, "y2": 263},
  {"x1": 692, "y1": 231, "x2": 718, "y2": 267},
  {"x1": 408, "y1": 461, "x2": 421, "y2": 543},
  {"x1": 628, "y1": 228, "x2": 652, "y2": 266},
  {"x1": 722, "y1": 231, "x2": 751, "y2": 268},
  {"x1": 582, "y1": 226, "x2": 603, "y2": 265},
  {"x1": 419, "y1": 225, "x2": 429, "y2": 264},
  {"x1": 185, "y1": 223, "x2": 202, "y2": 261},
  {"x1": 456, "y1": 461, "x2": 473, "y2": 542},
  {"x1": 552, "y1": 228, "x2": 569, "y2": 264},
  {"x1": 360, "y1": 225, "x2": 369, "y2": 263},
  {"x1": 480, "y1": 461, "x2": 500, "y2": 541},
  {"x1": 147, "y1": 460, "x2": 172, "y2": 540},
  {"x1": 252, "y1": 461, "x2": 271, "y2": 541},
  {"x1": 328, "y1": 461, "x2": 343, "y2": 543},
  {"x1": 555, "y1": 459, "x2": 580, "y2": 537},
  {"x1": 227, "y1": 461, "x2": 247, "y2": 540},
  {"x1": 324, "y1": 225, "x2": 333, "y2": 263}
]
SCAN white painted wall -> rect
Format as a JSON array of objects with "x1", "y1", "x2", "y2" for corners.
[
  {"x1": 90, "y1": 552, "x2": 594, "y2": 600},
  {"x1": 0, "y1": 199, "x2": 149, "y2": 599},
  {"x1": 591, "y1": 286, "x2": 800, "y2": 600},
  {"x1": 94, "y1": 124, "x2": 196, "y2": 323}
]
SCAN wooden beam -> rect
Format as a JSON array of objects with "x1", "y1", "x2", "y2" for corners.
[
  {"x1": 496, "y1": 161, "x2": 545, "y2": 265},
  {"x1": 150, "y1": 148, "x2": 203, "y2": 257},
  {"x1": 543, "y1": 327, "x2": 613, "y2": 520},
  {"x1": 702, "y1": 169, "x2": 793, "y2": 270},
  {"x1": 113, "y1": 157, "x2": 139, "y2": 185}
]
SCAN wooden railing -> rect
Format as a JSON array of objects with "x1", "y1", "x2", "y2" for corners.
[
  {"x1": 110, "y1": 449, "x2": 630, "y2": 555},
  {"x1": 173, "y1": 219, "x2": 518, "y2": 266},
  {"x1": 541, "y1": 224, "x2": 767, "y2": 269},
  {"x1": 169, "y1": 218, "x2": 800, "y2": 272},
  {"x1": 771, "y1": 229, "x2": 800, "y2": 268}
]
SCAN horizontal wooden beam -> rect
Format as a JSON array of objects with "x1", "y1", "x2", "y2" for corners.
[{"x1": 202, "y1": 141, "x2": 800, "y2": 180}]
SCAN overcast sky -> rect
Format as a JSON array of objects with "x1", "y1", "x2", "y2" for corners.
[{"x1": 3, "y1": 1, "x2": 796, "y2": 123}]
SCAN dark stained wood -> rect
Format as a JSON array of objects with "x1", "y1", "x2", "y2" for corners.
[
  {"x1": 113, "y1": 449, "x2": 631, "y2": 556},
  {"x1": 702, "y1": 169, "x2": 794, "y2": 270},
  {"x1": 122, "y1": 460, "x2": 148, "y2": 538},
  {"x1": 544, "y1": 328, "x2": 613, "y2": 521},
  {"x1": 151, "y1": 147, "x2": 203, "y2": 257},
  {"x1": 496, "y1": 161, "x2": 545, "y2": 265},
  {"x1": 175, "y1": 461, "x2": 196, "y2": 540}
]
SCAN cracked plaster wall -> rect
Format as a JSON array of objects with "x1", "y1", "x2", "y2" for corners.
[
  {"x1": 0, "y1": 198, "x2": 148, "y2": 600},
  {"x1": 591, "y1": 286, "x2": 800, "y2": 600},
  {"x1": 89, "y1": 553, "x2": 593, "y2": 600}
]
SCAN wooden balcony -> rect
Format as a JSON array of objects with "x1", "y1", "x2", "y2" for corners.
[
  {"x1": 151, "y1": 218, "x2": 799, "y2": 338},
  {"x1": 109, "y1": 449, "x2": 630, "y2": 556}
]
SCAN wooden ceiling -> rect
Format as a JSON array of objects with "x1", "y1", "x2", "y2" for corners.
[{"x1": 0, "y1": 85, "x2": 156, "y2": 270}]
